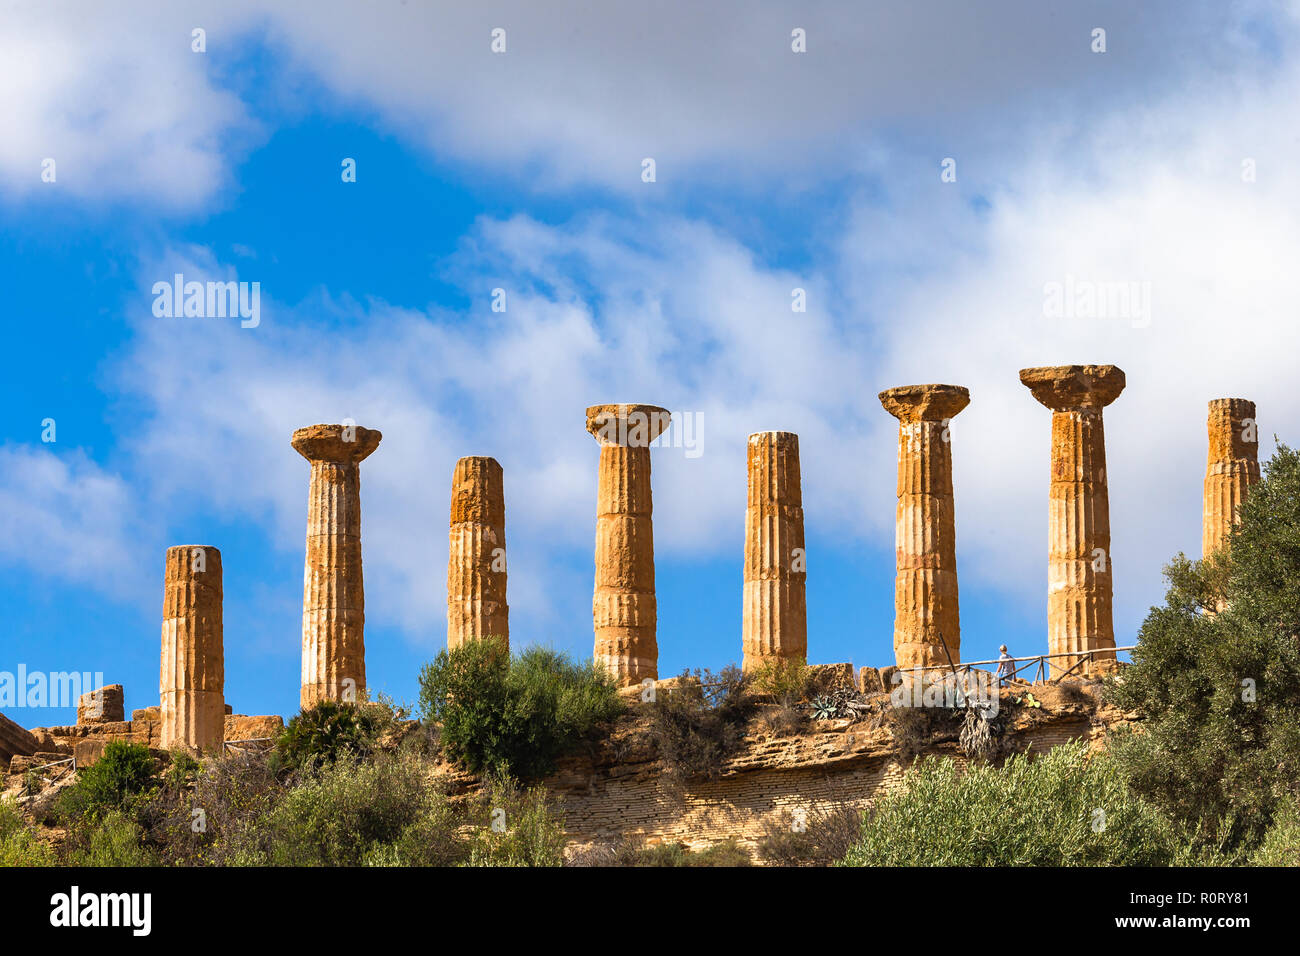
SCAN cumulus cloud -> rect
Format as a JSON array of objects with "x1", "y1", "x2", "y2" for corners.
[
  {"x1": 2, "y1": 0, "x2": 1288, "y2": 202},
  {"x1": 0, "y1": 445, "x2": 151, "y2": 602}
]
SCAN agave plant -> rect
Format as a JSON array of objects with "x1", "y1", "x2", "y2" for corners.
[{"x1": 810, "y1": 695, "x2": 840, "y2": 720}]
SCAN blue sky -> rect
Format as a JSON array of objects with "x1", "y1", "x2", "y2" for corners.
[{"x1": 3, "y1": 0, "x2": 1299, "y2": 726}]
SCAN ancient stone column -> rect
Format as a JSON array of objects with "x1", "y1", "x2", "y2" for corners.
[
  {"x1": 586, "y1": 404, "x2": 671, "y2": 687},
  {"x1": 1203, "y1": 398, "x2": 1260, "y2": 558},
  {"x1": 160, "y1": 545, "x2": 225, "y2": 752},
  {"x1": 1020, "y1": 365, "x2": 1125, "y2": 677},
  {"x1": 292, "y1": 423, "x2": 382, "y2": 708},
  {"x1": 880, "y1": 385, "x2": 970, "y2": 672},
  {"x1": 742, "y1": 431, "x2": 807, "y2": 669},
  {"x1": 447, "y1": 456, "x2": 509, "y2": 650}
]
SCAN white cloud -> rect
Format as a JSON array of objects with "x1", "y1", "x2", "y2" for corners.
[
  {"x1": 2, "y1": 1, "x2": 1288, "y2": 202},
  {"x1": 0, "y1": 445, "x2": 150, "y2": 602}
]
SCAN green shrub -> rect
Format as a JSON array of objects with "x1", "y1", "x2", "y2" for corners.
[
  {"x1": 164, "y1": 750, "x2": 202, "y2": 790},
  {"x1": 749, "y1": 657, "x2": 811, "y2": 703},
  {"x1": 57, "y1": 742, "x2": 157, "y2": 824},
  {"x1": 839, "y1": 742, "x2": 1200, "y2": 866},
  {"x1": 464, "y1": 776, "x2": 567, "y2": 867},
  {"x1": 0, "y1": 799, "x2": 55, "y2": 867},
  {"x1": 1251, "y1": 800, "x2": 1300, "y2": 866},
  {"x1": 64, "y1": 810, "x2": 157, "y2": 867},
  {"x1": 255, "y1": 750, "x2": 459, "y2": 866},
  {"x1": 648, "y1": 665, "x2": 755, "y2": 787},
  {"x1": 273, "y1": 699, "x2": 381, "y2": 774},
  {"x1": 418, "y1": 641, "x2": 623, "y2": 780},
  {"x1": 1108, "y1": 443, "x2": 1300, "y2": 856}
]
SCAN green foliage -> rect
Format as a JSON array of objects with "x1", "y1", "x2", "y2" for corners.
[
  {"x1": 273, "y1": 699, "x2": 380, "y2": 774},
  {"x1": 464, "y1": 777, "x2": 567, "y2": 867},
  {"x1": 254, "y1": 750, "x2": 459, "y2": 866},
  {"x1": 0, "y1": 798, "x2": 56, "y2": 867},
  {"x1": 1108, "y1": 443, "x2": 1300, "y2": 855},
  {"x1": 749, "y1": 657, "x2": 810, "y2": 703},
  {"x1": 164, "y1": 750, "x2": 202, "y2": 790},
  {"x1": 64, "y1": 810, "x2": 157, "y2": 867},
  {"x1": 418, "y1": 641, "x2": 623, "y2": 780},
  {"x1": 838, "y1": 743, "x2": 1203, "y2": 867},
  {"x1": 1251, "y1": 800, "x2": 1300, "y2": 866},
  {"x1": 647, "y1": 666, "x2": 756, "y2": 787},
  {"x1": 57, "y1": 742, "x2": 157, "y2": 824}
]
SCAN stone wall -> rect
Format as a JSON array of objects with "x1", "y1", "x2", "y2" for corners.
[{"x1": 436, "y1": 677, "x2": 1134, "y2": 859}]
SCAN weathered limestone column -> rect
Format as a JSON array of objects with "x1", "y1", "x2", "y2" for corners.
[
  {"x1": 160, "y1": 545, "x2": 225, "y2": 752},
  {"x1": 1020, "y1": 365, "x2": 1125, "y2": 677},
  {"x1": 447, "y1": 456, "x2": 509, "y2": 650},
  {"x1": 742, "y1": 431, "x2": 807, "y2": 669},
  {"x1": 292, "y1": 423, "x2": 382, "y2": 708},
  {"x1": 587, "y1": 403, "x2": 671, "y2": 686},
  {"x1": 880, "y1": 385, "x2": 970, "y2": 671},
  {"x1": 1203, "y1": 398, "x2": 1259, "y2": 558}
]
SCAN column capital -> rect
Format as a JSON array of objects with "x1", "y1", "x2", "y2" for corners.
[
  {"x1": 585, "y1": 404, "x2": 671, "y2": 447},
  {"x1": 291, "y1": 423, "x2": 382, "y2": 463},
  {"x1": 1019, "y1": 365, "x2": 1125, "y2": 411},
  {"x1": 879, "y1": 384, "x2": 970, "y2": 422}
]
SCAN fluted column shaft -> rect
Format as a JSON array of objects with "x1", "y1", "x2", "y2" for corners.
[
  {"x1": 1046, "y1": 409, "x2": 1114, "y2": 675},
  {"x1": 880, "y1": 385, "x2": 969, "y2": 671},
  {"x1": 1203, "y1": 398, "x2": 1259, "y2": 558},
  {"x1": 742, "y1": 432, "x2": 806, "y2": 668},
  {"x1": 448, "y1": 456, "x2": 509, "y2": 649},
  {"x1": 1021, "y1": 365, "x2": 1124, "y2": 678},
  {"x1": 587, "y1": 404, "x2": 670, "y2": 687},
  {"x1": 293, "y1": 424, "x2": 381, "y2": 708},
  {"x1": 160, "y1": 545, "x2": 224, "y2": 752}
]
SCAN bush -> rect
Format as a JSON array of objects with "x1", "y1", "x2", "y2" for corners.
[
  {"x1": 254, "y1": 750, "x2": 461, "y2": 867},
  {"x1": 57, "y1": 742, "x2": 157, "y2": 824},
  {"x1": 418, "y1": 641, "x2": 623, "y2": 780},
  {"x1": 749, "y1": 657, "x2": 810, "y2": 703},
  {"x1": 1251, "y1": 800, "x2": 1300, "y2": 866},
  {"x1": 838, "y1": 742, "x2": 1201, "y2": 867},
  {"x1": 63, "y1": 810, "x2": 157, "y2": 867},
  {"x1": 757, "y1": 804, "x2": 862, "y2": 866},
  {"x1": 150, "y1": 750, "x2": 282, "y2": 866},
  {"x1": 0, "y1": 799, "x2": 55, "y2": 866},
  {"x1": 273, "y1": 699, "x2": 381, "y2": 774},
  {"x1": 1108, "y1": 443, "x2": 1300, "y2": 856},
  {"x1": 463, "y1": 776, "x2": 567, "y2": 867},
  {"x1": 648, "y1": 666, "x2": 756, "y2": 788}
]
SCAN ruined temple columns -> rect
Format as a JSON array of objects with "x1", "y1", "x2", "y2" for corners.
[
  {"x1": 160, "y1": 545, "x2": 225, "y2": 752},
  {"x1": 742, "y1": 432, "x2": 807, "y2": 669},
  {"x1": 587, "y1": 404, "x2": 671, "y2": 686},
  {"x1": 1020, "y1": 365, "x2": 1125, "y2": 677},
  {"x1": 447, "y1": 456, "x2": 509, "y2": 650},
  {"x1": 292, "y1": 423, "x2": 382, "y2": 708},
  {"x1": 1203, "y1": 398, "x2": 1259, "y2": 558},
  {"x1": 880, "y1": 385, "x2": 970, "y2": 671}
]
